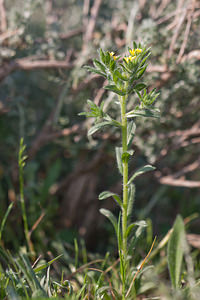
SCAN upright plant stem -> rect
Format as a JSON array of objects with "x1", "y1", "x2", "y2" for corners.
[
  {"x1": 19, "y1": 147, "x2": 35, "y2": 258},
  {"x1": 120, "y1": 93, "x2": 128, "y2": 297}
]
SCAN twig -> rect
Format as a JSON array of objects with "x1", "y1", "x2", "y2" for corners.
[
  {"x1": 154, "y1": 0, "x2": 171, "y2": 19},
  {"x1": 172, "y1": 159, "x2": 200, "y2": 179},
  {"x1": 181, "y1": 49, "x2": 200, "y2": 62},
  {"x1": 0, "y1": 0, "x2": 7, "y2": 32},
  {"x1": 29, "y1": 211, "x2": 45, "y2": 238},
  {"x1": 158, "y1": 175, "x2": 200, "y2": 188},
  {"x1": 0, "y1": 58, "x2": 74, "y2": 82},
  {"x1": 177, "y1": 0, "x2": 196, "y2": 63},
  {"x1": 157, "y1": 8, "x2": 185, "y2": 24},
  {"x1": 83, "y1": 0, "x2": 102, "y2": 45},
  {"x1": 83, "y1": 0, "x2": 90, "y2": 29},
  {"x1": 168, "y1": 1, "x2": 187, "y2": 58},
  {"x1": 0, "y1": 29, "x2": 20, "y2": 42}
]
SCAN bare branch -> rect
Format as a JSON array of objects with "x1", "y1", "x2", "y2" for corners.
[
  {"x1": 0, "y1": 0, "x2": 7, "y2": 32},
  {"x1": 15, "y1": 58, "x2": 74, "y2": 70},
  {"x1": 83, "y1": 0, "x2": 90, "y2": 29},
  {"x1": 83, "y1": 0, "x2": 102, "y2": 45},
  {"x1": 0, "y1": 58, "x2": 74, "y2": 82},
  {"x1": 177, "y1": 0, "x2": 196, "y2": 63},
  {"x1": 158, "y1": 176, "x2": 200, "y2": 188},
  {"x1": 168, "y1": 1, "x2": 187, "y2": 58},
  {"x1": 0, "y1": 29, "x2": 20, "y2": 42}
]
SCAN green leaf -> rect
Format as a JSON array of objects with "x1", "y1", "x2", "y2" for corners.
[
  {"x1": 127, "y1": 121, "x2": 136, "y2": 147},
  {"x1": 34, "y1": 254, "x2": 63, "y2": 273},
  {"x1": 126, "y1": 108, "x2": 160, "y2": 119},
  {"x1": 128, "y1": 165, "x2": 155, "y2": 185},
  {"x1": 88, "y1": 121, "x2": 111, "y2": 136},
  {"x1": 127, "y1": 183, "x2": 135, "y2": 218},
  {"x1": 93, "y1": 59, "x2": 106, "y2": 73},
  {"x1": 126, "y1": 220, "x2": 147, "y2": 239},
  {"x1": 114, "y1": 69, "x2": 129, "y2": 81},
  {"x1": 167, "y1": 215, "x2": 185, "y2": 289},
  {"x1": 84, "y1": 66, "x2": 106, "y2": 77},
  {"x1": 120, "y1": 63, "x2": 132, "y2": 74},
  {"x1": 109, "y1": 59, "x2": 116, "y2": 71},
  {"x1": 134, "y1": 83, "x2": 147, "y2": 91},
  {"x1": 115, "y1": 147, "x2": 123, "y2": 175},
  {"x1": 136, "y1": 65, "x2": 147, "y2": 79},
  {"x1": 0, "y1": 202, "x2": 14, "y2": 242},
  {"x1": 104, "y1": 84, "x2": 126, "y2": 96},
  {"x1": 100, "y1": 208, "x2": 118, "y2": 235},
  {"x1": 140, "y1": 52, "x2": 151, "y2": 67},
  {"x1": 6, "y1": 285, "x2": 20, "y2": 300},
  {"x1": 99, "y1": 191, "x2": 122, "y2": 207},
  {"x1": 103, "y1": 114, "x2": 122, "y2": 127},
  {"x1": 16, "y1": 254, "x2": 46, "y2": 295},
  {"x1": 99, "y1": 48, "x2": 105, "y2": 64}
]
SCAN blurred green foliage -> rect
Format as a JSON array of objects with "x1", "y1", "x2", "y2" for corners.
[{"x1": 0, "y1": 0, "x2": 200, "y2": 258}]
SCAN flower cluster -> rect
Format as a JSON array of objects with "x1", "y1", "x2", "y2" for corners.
[
  {"x1": 109, "y1": 51, "x2": 118, "y2": 61},
  {"x1": 109, "y1": 48, "x2": 143, "y2": 64}
]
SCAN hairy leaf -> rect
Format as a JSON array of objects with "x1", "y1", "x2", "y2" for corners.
[
  {"x1": 128, "y1": 165, "x2": 155, "y2": 185},
  {"x1": 99, "y1": 191, "x2": 122, "y2": 207},
  {"x1": 115, "y1": 147, "x2": 123, "y2": 175},
  {"x1": 126, "y1": 108, "x2": 160, "y2": 119}
]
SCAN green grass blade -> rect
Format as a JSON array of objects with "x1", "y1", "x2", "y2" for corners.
[
  {"x1": 0, "y1": 202, "x2": 14, "y2": 242},
  {"x1": 34, "y1": 254, "x2": 63, "y2": 273}
]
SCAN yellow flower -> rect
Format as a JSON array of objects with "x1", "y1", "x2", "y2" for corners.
[
  {"x1": 129, "y1": 48, "x2": 142, "y2": 56},
  {"x1": 124, "y1": 55, "x2": 135, "y2": 63},
  {"x1": 109, "y1": 51, "x2": 118, "y2": 60},
  {"x1": 129, "y1": 49, "x2": 135, "y2": 56},
  {"x1": 135, "y1": 48, "x2": 142, "y2": 54}
]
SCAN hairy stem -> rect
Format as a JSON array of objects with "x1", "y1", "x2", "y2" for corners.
[{"x1": 120, "y1": 93, "x2": 128, "y2": 297}]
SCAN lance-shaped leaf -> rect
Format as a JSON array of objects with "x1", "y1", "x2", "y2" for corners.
[
  {"x1": 136, "y1": 64, "x2": 147, "y2": 79},
  {"x1": 128, "y1": 165, "x2": 155, "y2": 185},
  {"x1": 126, "y1": 108, "x2": 160, "y2": 119},
  {"x1": 134, "y1": 83, "x2": 147, "y2": 91},
  {"x1": 84, "y1": 66, "x2": 106, "y2": 77},
  {"x1": 88, "y1": 118, "x2": 121, "y2": 136},
  {"x1": 167, "y1": 215, "x2": 185, "y2": 289},
  {"x1": 99, "y1": 48, "x2": 106, "y2": 64},
  {"x1": 99, "y1": 191, "x2": 122, "y2": 207},
  {"x1": 93, "y1": 59, "x2": 106, "y2": 73},
  {"x1": 115, "y1": 147, "x2": 123, "y2": 175},
  {"x1": 100, "y1": 209, "x2": 118, "y2": 236},
  {"x1": 88, "y1": 121, "x2": 111, "y2": 136},
  {"x1": 127, "y1": 183, "x2": 135, "y2": 218},
  {"x1": 114, "y1": 69, "x2": 129, "y2": 81},
  {"x1": 104, "y1": 84, "x2": 127, "y2": 96},
  {"x1": 126, "y1": 220, "x2": 147, "y2": 240},
  {"x1": 34, "y1": 254, "x2": 63, "y2": 273},
  {"x1": 127, "y1": 121, "x2": 136, "y2": 147}
]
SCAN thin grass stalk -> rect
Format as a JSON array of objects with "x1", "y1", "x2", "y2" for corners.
[{"x1": 18, "y1": 139, "x2": 35, "y2": 257}]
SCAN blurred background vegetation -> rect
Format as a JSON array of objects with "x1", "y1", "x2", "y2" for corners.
[{"x1": 0, "y1": 0, "x2": 200, "y2": 256}]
